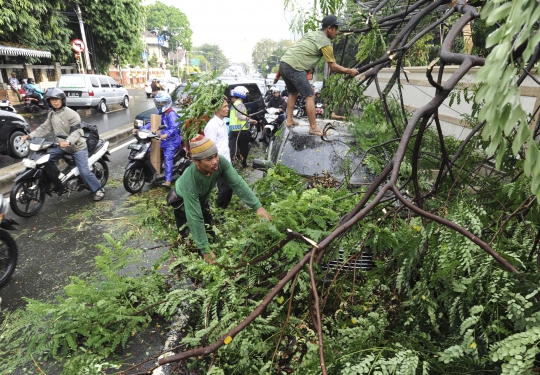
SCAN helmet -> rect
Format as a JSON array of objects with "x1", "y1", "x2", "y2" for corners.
[
  {"x1": 154, "y1": 92, "x2": 172, "y2": 114},
  {"x1": 315, "y1": 89, "x2": 321, "y2": 95},
  {"x1": 231, "y1": 86, "x2": 249, "y2": 100},
  {"x1": 271, "y1": 86, "x2": 280, "y2": 94},
  {"x1": 44, "y1": 87, "x2": 67, "y2": 107}
]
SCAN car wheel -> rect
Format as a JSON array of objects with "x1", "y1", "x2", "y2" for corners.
[
  {"x1": 9, "y1": 131, "x2": 29, "y2": 158},
  {"x1": 122, "y1": 96, "x2": 129, "y2": 108},
  {"x1": 97, "y1": 100, "x2": 107, "y2": 113}
]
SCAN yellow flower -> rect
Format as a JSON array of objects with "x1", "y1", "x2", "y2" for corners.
[
  {"x1": 277, "y1": 296, "x2": 285, "y2": 304},
  {"x1": 470, "y1": 342, "x2": 476, "y2": 349},
  {"x1": 413, "y1": 225, "x2": 421, "y2": 232},
  {"x1": 421, "y1": 295, "x2": 426, "y2": 300},
  {"x1": 224, "y1": 336, "x2": 232, "y2": 345},
  {"x1": 351, "y1": 317, "x2": 357, "y2": 324}
]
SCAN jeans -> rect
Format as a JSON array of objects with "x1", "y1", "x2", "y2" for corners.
[{"x1": 48, "y1": 147, "x2": 102, "y2": 193}]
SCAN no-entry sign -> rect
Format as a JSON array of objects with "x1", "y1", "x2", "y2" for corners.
[{"x1": 71, "y1": 39, "x2": 86, "y2": 53}]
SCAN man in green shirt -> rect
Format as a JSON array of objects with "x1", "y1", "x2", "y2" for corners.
[
  {"x1": 174, "y1": 135, "x2": 272, "y2": 263},
  {"x1": 280, "y1": 15, "x2": 359, "y2": 135}
]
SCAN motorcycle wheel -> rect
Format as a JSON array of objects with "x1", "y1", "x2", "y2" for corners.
[
  {"x1": 123, "y1": 167, "x2": 145, "y2": 194},
  {"x1": 0, "y1": 230, "x2": 18, "y2": 288},
  {"x1": 92, "y1": 159, "x2": 109, "y2": 188},
  {"x1": 263, "y1": 128, "x2": 272, "y2": 144},
  {"x1": 10, "y1": 180, "x2": 46, "y2": 217},
  {"x1": 249, "y1": 123, "x2": 258, "y2": 142}
]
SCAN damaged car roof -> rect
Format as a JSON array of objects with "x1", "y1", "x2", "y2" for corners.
[{"x1": 254, "y1": 120, "x2": 378, "y2": 185}]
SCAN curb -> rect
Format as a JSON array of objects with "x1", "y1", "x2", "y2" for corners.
[{"x1": 0, "y1": 123, "x2": 134, "y2": 194}]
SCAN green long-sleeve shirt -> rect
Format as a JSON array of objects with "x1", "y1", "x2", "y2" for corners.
[{"x1": 175, "y1": 157, "x2": 262, "y2": 253}]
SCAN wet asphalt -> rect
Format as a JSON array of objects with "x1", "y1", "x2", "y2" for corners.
[{"x1": 0, "y1": 89, "x2": 155, "y2": 170}]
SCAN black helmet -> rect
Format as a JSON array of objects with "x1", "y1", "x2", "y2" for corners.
[{"x1": 45, "y1": 87, "x2": 67, "y2": 108}]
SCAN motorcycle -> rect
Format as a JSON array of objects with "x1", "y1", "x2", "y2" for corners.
[
  {"x1": 10, "y1": 134, "x2": 110, "y2": 217},
  {"x1": 316, "y1": 103, "x2": 324, "y2": 118},
  {"x1": 123, "y1": 127, "x2": 191, "y2": 194},
  {"x1": 261, "y1": 107, "x2": 284, "y2": 144},
  {"x1": 0, "y1": 98, "x2": 17, "y2": 113},
  {"x1": 292, "y1": 96, "x2": 306, "y2": 118},
  {"x1": 0, "y1": 194, "x2": 18, "y2": 288},
  {"x1": 20, "y1": 86, "x2": 47, "y2": 113}
]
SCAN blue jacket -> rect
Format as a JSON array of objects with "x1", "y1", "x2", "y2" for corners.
[{"x1": 142, "y1": 108, "x2": 182, "y2": 148}]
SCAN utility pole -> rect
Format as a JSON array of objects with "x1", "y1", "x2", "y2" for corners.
[{"x1": 75, "y1": 3, "x2": 92, "y2": 74}]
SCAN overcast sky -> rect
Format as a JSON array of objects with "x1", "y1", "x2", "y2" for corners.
[{"x1": 147, "y1": 0, "x2": 311, "y2": 65}]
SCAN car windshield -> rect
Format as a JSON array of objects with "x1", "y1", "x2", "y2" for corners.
[{"x1": 58, "y1": 76, "x2": 86, "y2": 88}]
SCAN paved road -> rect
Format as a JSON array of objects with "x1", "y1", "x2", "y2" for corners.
[{"x1": 0, "y1": 89, "x2": 155, "y2": 169}]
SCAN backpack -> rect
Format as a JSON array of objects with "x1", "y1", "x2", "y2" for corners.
[{"x1": 70, "y1": 122, "x2": 100, "y2": 154}]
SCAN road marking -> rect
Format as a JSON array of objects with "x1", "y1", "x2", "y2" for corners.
[{"x1": 109, "y1": 138, "x2": 136, "y2": 153}]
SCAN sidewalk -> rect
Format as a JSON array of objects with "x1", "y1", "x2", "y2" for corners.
[{"x1": 0, "y1": 123, "x2": 134, "y2": 193}]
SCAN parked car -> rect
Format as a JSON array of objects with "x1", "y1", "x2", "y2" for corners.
[
  {"x1": 57, "y1": 74, "x2": 129, "y2": 113},
  {"x1": 312, "y1": 81, "x2": 324, "y2": 92},
  {"x1": 253, "y1": 122, "x2": 377, "y2": 185},
  {"x1": 0, "y1": 111, "x2": 31, "y2": 158},
  {"x1": 134, "y1": 79, "x2": 265, "y2": 141}
]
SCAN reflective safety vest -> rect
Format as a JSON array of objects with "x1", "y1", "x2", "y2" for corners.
[{"x1": 229, "y1": 99, "x2": 249, "y2": 132}]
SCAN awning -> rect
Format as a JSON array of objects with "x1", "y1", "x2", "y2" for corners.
[{"x1": 0, "y1": 44, "x2": 51, "y2": 58}]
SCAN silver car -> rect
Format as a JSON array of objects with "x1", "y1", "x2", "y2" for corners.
[{"x1": 57, "y1": 74, "x2": 130, "y2": 113}]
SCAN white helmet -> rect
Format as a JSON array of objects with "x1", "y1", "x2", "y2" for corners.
[
  {"x1": 231, "y1": 86, "x2": 249, "y2": 100},
  {"x1": 271, "y1": 86, "x2": 280, "y2": 93}
]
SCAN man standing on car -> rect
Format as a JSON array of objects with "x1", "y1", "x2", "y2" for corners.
[
  {"x1": 204, "y1": 97, "x2": 233, "y2": 208},
  {"x1": 174, "y1": 135, "x2": 272, "y2": 263},
  {"x1": 279, "y1": 15, "x2": 359, "y2": 135},
  {"x1": 21, "y1": 88, "x2": 105, "y2": 201}
]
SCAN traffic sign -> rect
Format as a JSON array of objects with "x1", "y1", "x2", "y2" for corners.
[
  {"x1": 71, "y1": 39, "x2": 86, "y2": 53},
  {"x1": 142, "y1": 52, "x2": 148, "y2": 61},
  {"x1": 157, "y1": 35, "x2": 165, "y2": 46},
  {"x1": 190, "y1": 58, "x2": 200, "y2": 66}
]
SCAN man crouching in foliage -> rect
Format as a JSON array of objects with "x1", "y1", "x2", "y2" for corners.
[{"x1": 173, "y1": 135, "x2": 272, "y2": 263}]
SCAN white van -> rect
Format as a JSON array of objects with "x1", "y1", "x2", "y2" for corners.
[{"x1": 57, "y1": 74, "x2": 130, "y2": 113}]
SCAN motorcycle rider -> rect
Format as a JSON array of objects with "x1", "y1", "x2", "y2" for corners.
[
  {"x1": 228, "y1": 86, "x2": 257, "y2": 168},
  {"x1": 266, "y1": 86, "x2": 286, "y2": 125},
  {"x1": 134, "y1": 92, "x2": 182, "y2": 186},
  {"x1": 21, "y1": 88, "x2": 105, "y2": 201},
  {"x1": 314, "y1": 90, "x2": 325, "y2": 105},
  {"x1": 150, "y1": 78, "x2": 161, "y2": 98},
  {"x1": 24, "y1": 78, "x2": 47, "y2": 109}
]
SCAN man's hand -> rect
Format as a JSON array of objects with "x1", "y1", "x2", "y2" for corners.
[
  {"x1": 132, "y1": 128, "x2": 137, "y2": 134},
  {"x1": 60, "y1": 141, "x2": 70, "y2": 148},
  {"x1": 256, "y1": 207, "x2": 272, "y2": 221},
  {"x1": 160, "y1": 133, "x2": 168, "y2": 140},
  {"x1": 21, "y1": 135, "x2": 29, "y2": 143},
  {"x1": 348, "y1": 68, "x2": 359, "y2": 77},
  {"x1": 203, "y1": 251, "x2": 216, "y2": 264}
]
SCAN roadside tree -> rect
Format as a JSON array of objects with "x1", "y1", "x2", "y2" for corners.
[{"x1": 145, "y1": 1, "x2": 193, "y2": 52}]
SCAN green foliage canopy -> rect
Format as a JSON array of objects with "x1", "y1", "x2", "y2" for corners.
[
  {"x1": 0, "y1": 0, "x2": 72, "y2": 62},
  {"x1": 145, "y1": 1, "x2": 193, "y2": 51}
]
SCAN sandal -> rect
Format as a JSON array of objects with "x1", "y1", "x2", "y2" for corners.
[{"x1": 162, "y1": 181, "x2": 172, "y2": 187}]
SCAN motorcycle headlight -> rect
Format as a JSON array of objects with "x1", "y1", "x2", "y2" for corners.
[
  {"x1": 22, "y1": 158, "x2": 37, "y2": 169},
  {"x1": 134, "y1": 150, "x2": 147, "y2": 160},
  {"x1": 0, "y1": 194, "x2": 9, "y2": 215},
  {"x1": 35, "y1": 154, "x2": 50, "y2": 165}
]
